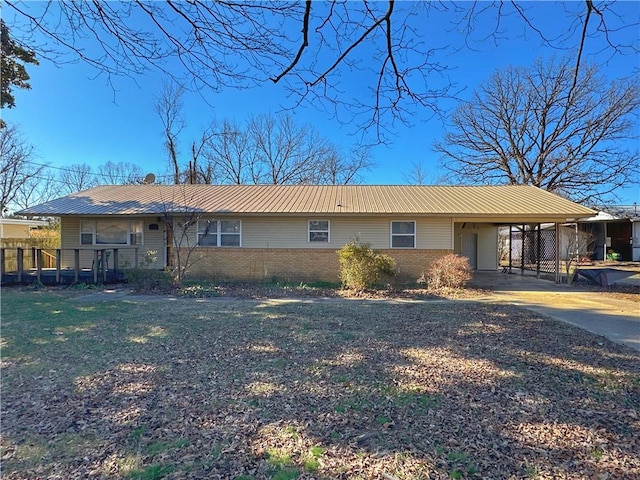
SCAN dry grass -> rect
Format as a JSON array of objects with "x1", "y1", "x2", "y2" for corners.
[{"x1": 1, "y1": 288, "x2": 638, "y2": 479}]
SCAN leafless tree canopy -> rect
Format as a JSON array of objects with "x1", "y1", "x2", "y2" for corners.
[
  {"x1": 402, "y1": 160, "x2": 430, "y2": 185},
  {"x1": 96, "y1": 161, "x2": 145, "y2": 185},
  {"x1": 203, "y1": 114, "x2": 372, "y2": 185},
  {"x1": 5, "y1": 1, "x2": 637, "y2": 139},
  {"x1": 0, "y1": 125, "x2": 42, "y2": 214},
  {"x1": 12, "y1": 168, "x2": 61, "y2": 212},
  {"x1": 154, "y1": 83, "x2": 372, "y2": 185},
  {"x1": 58, "y1": 163, "x2": 98, "y2": 195},
  {"x1": 435, "y1": 58, "x2": 640, "y2": 205}
]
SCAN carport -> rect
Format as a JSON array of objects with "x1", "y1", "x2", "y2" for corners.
[{"x1": 454, "y1": 220, "x2": 591, "y2": 283}]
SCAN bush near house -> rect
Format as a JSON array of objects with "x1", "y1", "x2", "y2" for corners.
[
  {"x1": 338, "y1": 238, "x2": 397, "y2": 291},
  {"x1": 124, "y1": 268, "x2": 175, "y2": 293},
  {"x1": 426, "y1": 253, "x2": 472, "y2": 289}
]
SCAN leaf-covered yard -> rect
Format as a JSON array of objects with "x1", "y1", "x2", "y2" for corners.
[{"x1": 1, "y1": 289, "x2": 638, "y2": 479}]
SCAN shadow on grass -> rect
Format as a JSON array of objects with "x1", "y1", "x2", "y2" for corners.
[{"x1": 1, "y1": 290, "x2": 638, "y2": 479}]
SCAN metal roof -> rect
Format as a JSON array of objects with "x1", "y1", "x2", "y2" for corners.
[{"x1": 17, "y1": 184, "x2": 596, "y2": 219}]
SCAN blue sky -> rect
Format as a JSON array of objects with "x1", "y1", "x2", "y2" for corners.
[{"x1": 3, "y1": 1, "x2": 639, "y2": 205}]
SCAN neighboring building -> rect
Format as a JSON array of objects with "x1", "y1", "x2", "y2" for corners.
[
  {"x1": 0, "y1": 218, "x2": 49, "y2": 239},
  {"x1": 577, "y1": 205, "x2": 640, "y2": 262},
  {"x1": 17, "y1": 184, "x2": 595, "y2": 282}
]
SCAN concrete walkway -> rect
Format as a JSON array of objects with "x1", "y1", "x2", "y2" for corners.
[{"x1": 471, "y1": 271, "x2": 640, "y2": 351}]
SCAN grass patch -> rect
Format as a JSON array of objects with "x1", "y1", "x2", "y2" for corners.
[
  {"x1": 1, "y1": 288, "x2": 638, "y2": 479},
  {"x1": 128, "y1": 464, "x2": 175, "y2": 480}
]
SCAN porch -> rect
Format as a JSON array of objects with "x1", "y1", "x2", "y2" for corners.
[{"x1": 0, "y1": 247, "x2": 143, "y2": 285}]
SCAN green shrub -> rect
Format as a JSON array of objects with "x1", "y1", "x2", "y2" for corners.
[
  {"x1": 125, "y1": 268, "x2": 175, "y2": 293},
  {"x1": 338, "y1": 238, "x2": 397, "y2": 290},
  {"x1": 426, "y1": 254, "x2": 472, "y2": 289}
]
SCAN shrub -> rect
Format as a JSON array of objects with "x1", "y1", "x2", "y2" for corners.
[
  {"x1": 426, "y1": 254, "x2": 472, "y2": 289},
  {"x1": 124, "y1": 268, "x2": 175, "y2": 293},
  {"x1": 338, "y1": 238, "x2": 397, "y2": 290}
]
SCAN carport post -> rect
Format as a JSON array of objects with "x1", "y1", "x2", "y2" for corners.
[
  {"x1": 536, "y1": 224, "x2": 541, "y2": 278},
  {"x1": 520, "y1": 224, "x2": 525, "y2": 275},
  {"x1": 555, "y1": 223, "x2": 561, "y2": 283},
  {"x1": 508, "y1": 226, "x2": 513, "y2": 273}
]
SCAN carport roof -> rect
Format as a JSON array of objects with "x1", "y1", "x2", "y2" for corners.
[{"x1": 17, "y1": 184, "x2": 596, "y2": 220}]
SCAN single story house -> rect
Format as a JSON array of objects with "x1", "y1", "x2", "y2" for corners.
[
  {"x1": 17, "y1": 184, "x2": 595, "y2": 282},
  {"x1": 0, "y1": 218, "x2": 50, "y2": 239}
]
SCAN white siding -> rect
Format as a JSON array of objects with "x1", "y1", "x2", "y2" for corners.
[
  {"x1": 240, "y1": 216, "x2": 452, "y2": 249},
  {"x1": 60, "y1": 215, "x2": 456, "y2": 270},
  {"x1": 60, "y1": 216, "x2": 165, "y2": 269}
]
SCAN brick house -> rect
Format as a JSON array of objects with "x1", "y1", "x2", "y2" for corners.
[{"x1": 17, "y1": 184, "x2": 595, "y2": 282}]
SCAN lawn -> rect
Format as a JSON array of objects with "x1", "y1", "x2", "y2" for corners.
[{"x1": 1, "y1": 288, "x2": 638, "y2": 479}]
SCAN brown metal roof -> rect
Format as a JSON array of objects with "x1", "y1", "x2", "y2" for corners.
[{"x1": 17, "y1": 184, "x2": 596, "y2": 219}]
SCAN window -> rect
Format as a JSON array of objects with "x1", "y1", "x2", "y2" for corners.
[
  {"x1": 391, "y1": 221, "x2": 416, "y2": 248},
  {"x1": 96, "y1": 220, "x2": 128, "y2": 244},
  {"x1": 80, "y1": 221, "x2": 94, "y2": 245},
  {"x1": 198, "y1": 220, "x2": 218, "y2": 246},
  {"x1": 130, "y1": 221, "x2": 143, "y2": 245},
  {"x1": 198, "y1": 219, "x2": 241, "y2": 247},
  {"x1": 80, "y1": 220, "x2": 144, "y2": 245},
  {"x1": 309, "y1": 220, "x2": 329, "y2": 243}
]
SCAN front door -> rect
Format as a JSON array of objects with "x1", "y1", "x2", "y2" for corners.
[{"x1": 461, "y1": 233, "x2": 478, "y2": 269}]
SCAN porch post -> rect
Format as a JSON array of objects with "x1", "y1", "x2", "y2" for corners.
[
  {"x1": 113, "y1": 249, "x2": 119, "y2": 278},
  {"x1": 36, "y1": 249, "x2": 43, "y2": 283},
  {"x1": 17, "y1": 247, "x2": 23, "y2": 283},
  {"x1": 0, "y1": 248, "x2": 5, "y2": 277},
  {"x1": 56, "y1": 249, "x2": 61, "y2": 284},
  {"x1": 100, "y1": 249, "x2": 107, "y2": 283},
  {"x1": 93, "y1": 250, "x2": 99, "y2": 284},
  {"x1": 74, "y1": 249, "x2": 80, "y2": 283}
]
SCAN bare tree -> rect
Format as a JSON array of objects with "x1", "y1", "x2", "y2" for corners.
[
  {"x1": 5, "y1": 2, "x2": 636, "y2": 138},
  {"x1": 13, "y1": 168, "x2": 61, "y2": 211},
  {"x1": 248, "y1": 113, "x2": 332, "y2": 184},
  {"x1": 201, "y1": 114, "x2": 371, "y2": 185},
  {"x1": 96, "y1": 161, "x2": 145, "y2": 185},
  {"x1": 155, "y1": 82, "x2": 218, "y2": 185},
  {"x1": 0, "y1": 125, "x2": 43, "y2": 215},
  {"x1": 315, "y1": 147, "x2": 373, "y2": 185},
  {"x1": 155, "y1": 82, "x2": 185, "y2": 184},
  {"x1": 435, "y1": 58, "x2": 640, "y2": 204},
  {"x1": 402, "y1": 160, "x2": 430, "y2": 185},
  {"x1": 201, "y1": 120, "x2": 255, "y2": 185},
  {"x1": 58, "y1": 163, "x2": 98, "y2": 194},
  {"x1": 157, "y1": 187, "x2": 212, "y2": 286}
]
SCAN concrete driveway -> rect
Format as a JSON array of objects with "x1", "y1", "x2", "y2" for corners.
[{"x1": 471, "y1": 271, "x2": 640, "y2": 351}]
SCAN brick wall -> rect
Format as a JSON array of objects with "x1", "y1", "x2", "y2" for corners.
[{"x1": 180, "y1": 248, "x2": 453, "y2": 283}]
